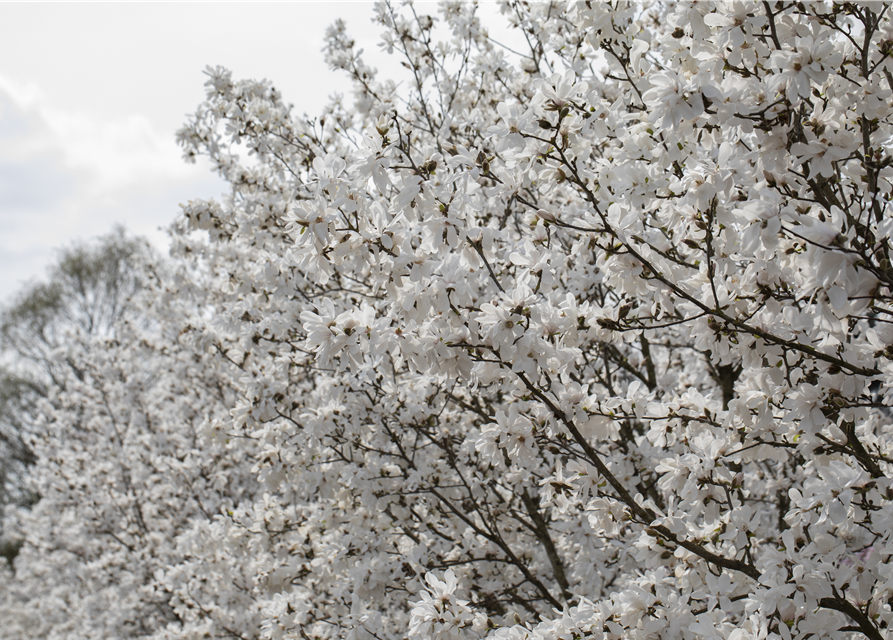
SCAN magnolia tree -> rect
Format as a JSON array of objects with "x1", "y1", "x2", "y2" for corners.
[
  {"x1": 0, "y1": 238, "x2": 260, "y2": 638},
  {"x1": 168, "y1": 0, "x2": 893, "y2": 638},
  {"x1": 4, "y1": 1, "x2": 893, "y2": 639},
  {"x1": 0, "y1": 231, "x2": 147, "y2": 554}
]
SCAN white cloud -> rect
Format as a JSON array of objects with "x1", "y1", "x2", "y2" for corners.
[
  {"x1": 0, "y1": 3, "x2": 384, "y2": 302},
  {"x1": 0, "y1": 74, "x2": 203, "y2": 189},
  {"x1": 0, "y1": 74, "x2": 224, "y2": 300}
]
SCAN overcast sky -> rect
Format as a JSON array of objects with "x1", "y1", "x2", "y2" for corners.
[{"x1": 0, "y1": 2, "x2": 396, "y2": 301}]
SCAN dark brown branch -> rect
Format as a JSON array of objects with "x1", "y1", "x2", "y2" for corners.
[{"x1": 520, "y1": 488, "x2": 571, "y2": 601}]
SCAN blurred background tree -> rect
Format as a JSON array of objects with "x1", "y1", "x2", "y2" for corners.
[{"x1": 0, "y1": 228, "x2": 146, "y2": 565}]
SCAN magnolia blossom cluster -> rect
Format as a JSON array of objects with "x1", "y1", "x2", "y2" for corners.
[
  {"x1": 409, "y1": 570, "x2": 485, "y2": 640},
  {"x1": 3, "y1": 2, "x2": 893, "y2": 640}
]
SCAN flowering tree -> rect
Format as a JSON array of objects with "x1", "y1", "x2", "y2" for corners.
[
  {"x1": 0, "y1": 231, "x2": 146, "y2": 555},
  {"x1": 166, "y1": 1, "x2": 893, "y2": 638},
  {"x1": 4, "y1": 1, "x2": 893, "y2": 639},
  {"x1": 0, "y1": 237, "x2": 259, "y2": 638}
]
